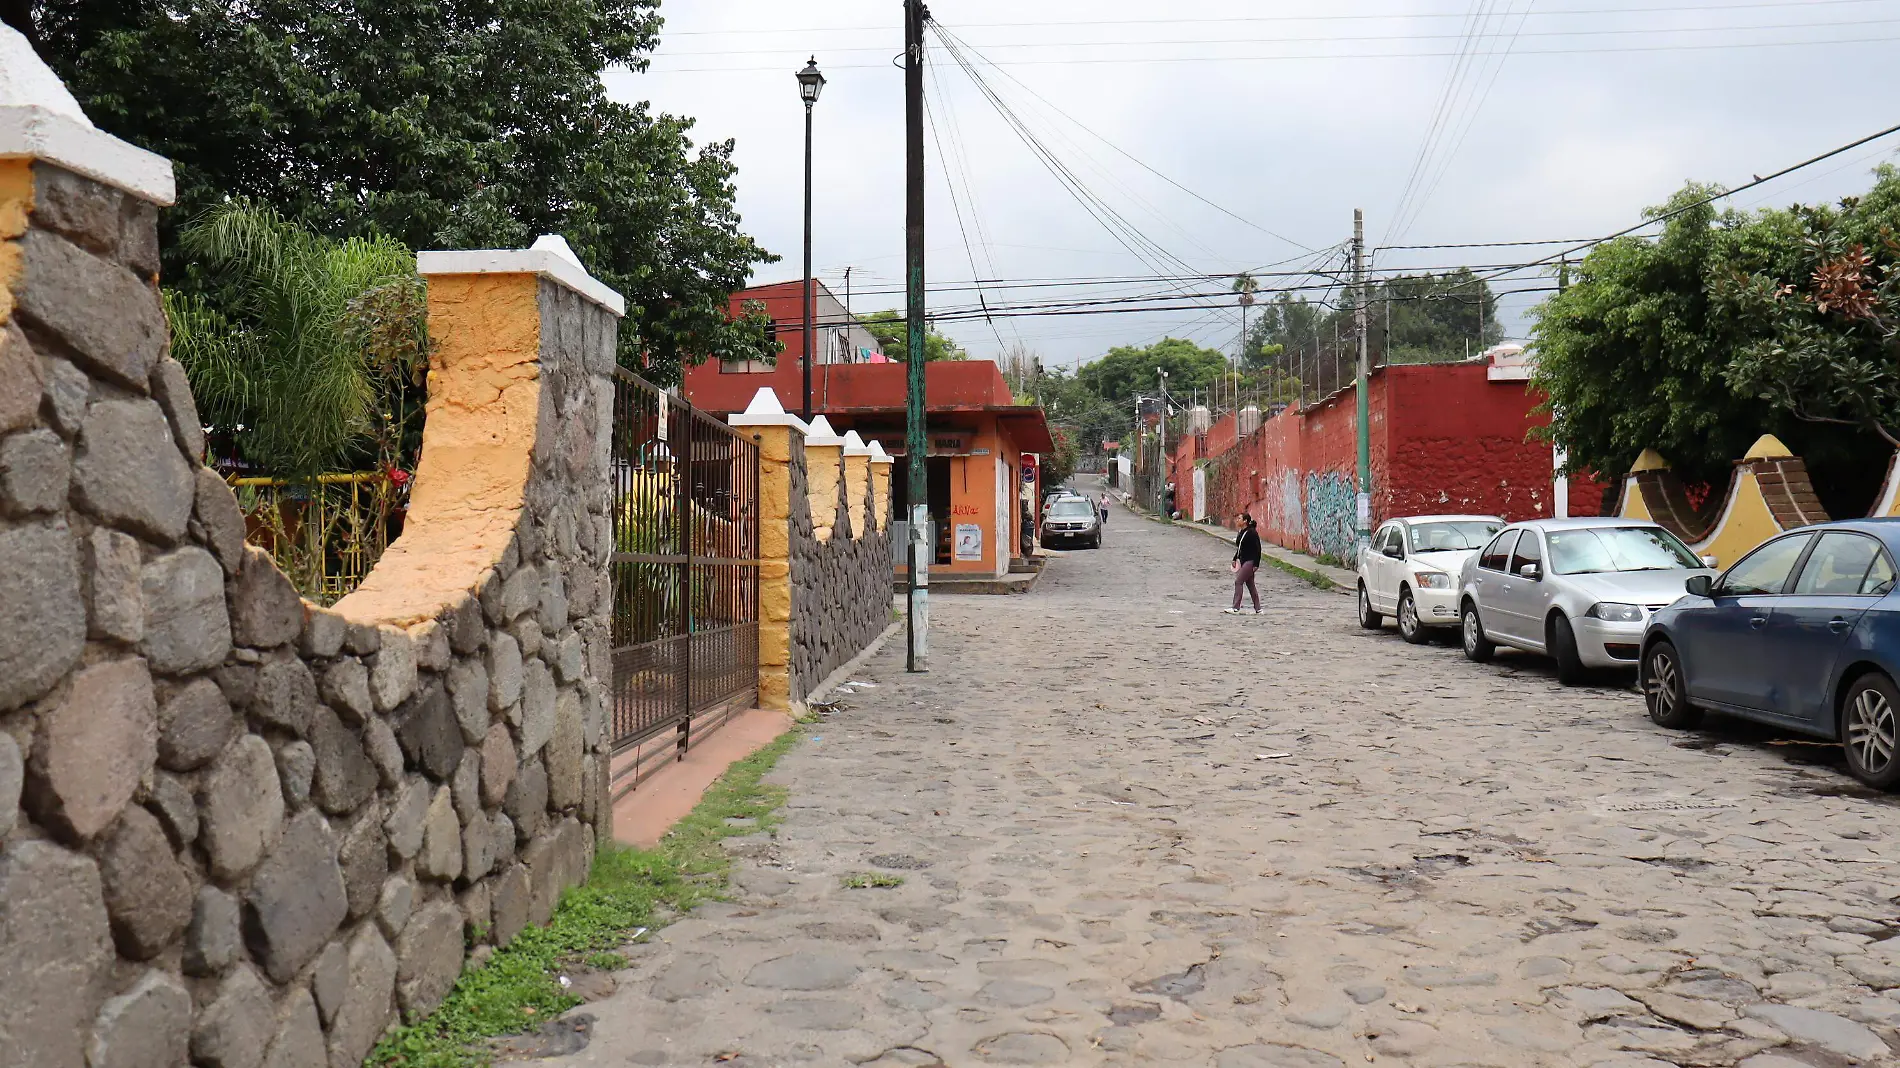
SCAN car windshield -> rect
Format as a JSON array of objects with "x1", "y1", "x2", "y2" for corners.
[
  {"x1": 1547, "y1": 526, "x2": 1701, "y2": 575},
  {"x1": 1049, "y1": 500, "x2": 1095, "y2": 517},
  {"x1": 1409, "y1": 521, "x2": 1502, "y2": 551}
]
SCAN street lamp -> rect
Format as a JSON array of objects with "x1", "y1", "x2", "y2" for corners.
[{"x1": 797, "y1": 57, "x2": 826, "y2": 420}]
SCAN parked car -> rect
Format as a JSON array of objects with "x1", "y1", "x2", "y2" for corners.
[
  {"x1": 1042, "y1": 495, "x2": 1102, "y2": 549},
  {"x1": 1640, "y1": 519, "x2": 1900, "y2": 788},
  {"x1": 1458, "y1": 518, "x2": 1716, "y2": 684},
  {"x1": 1357, "y1": 514, "x2": 1503, "y2": 643}
]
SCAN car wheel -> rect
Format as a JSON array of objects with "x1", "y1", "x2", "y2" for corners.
[
  {"x1": 1461, "y1": 602, "x2": 1494, "y2": 662},
  {"x1": 1089, "y1": 532, "x2": 1101, "y2": 549},
  {"x1": 1398, "y1": 590, "x2": 1430, "y2": 645},
  {"x1": 1641, "y1": 640, "x2": 1702, "y2": 729},
  {"x1": 1549, "y1": 614, "x2": 1587, "y2": 686},
  {"x1": 1842, "y1": 673, "x2": 1900, "y2": 790},
  {"x1": 1357, "y1": 584, "x2": 1383, "y2": 630}
]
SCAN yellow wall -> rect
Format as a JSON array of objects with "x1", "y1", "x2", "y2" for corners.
[
  {"x1": 805, "y1": 442, "x2": 844, "y2": 543},
  {"x1": 335, "y1": 273, "x2": 542, "y2": 626},
  {"x1": 0, "y1": 159, "x2": 30, "y2": 327},
  {"x1": 1691, "y1": 469, "x2": 1781, "y2": 569}
]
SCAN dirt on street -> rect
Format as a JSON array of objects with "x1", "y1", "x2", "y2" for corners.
[{"x1": 552, "y1": 496, "x2": 1900, "y2": 1067}]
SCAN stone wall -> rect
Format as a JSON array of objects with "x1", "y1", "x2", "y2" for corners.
[
  {"x1": 0, "y1": 150, "x2": 619, "y2": 1068},
  {"x1": 788, "y1": 439, "x2": 893, "y2": 700},
  {"x1": 729, "y1": 395, "x2": 894, "y2": 709}
]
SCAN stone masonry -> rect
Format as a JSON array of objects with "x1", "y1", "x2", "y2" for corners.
[
  {"x1": 0, "y1": 110, "x2": 619, "y2": 1068},
  {"x1": 790, "y1": 436, "x2": 893, "y2": 700}
]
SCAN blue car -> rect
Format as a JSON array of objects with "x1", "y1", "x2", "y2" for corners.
[{"x1": 1640, "y1": 519, "x2": 1900, "y2": 788}]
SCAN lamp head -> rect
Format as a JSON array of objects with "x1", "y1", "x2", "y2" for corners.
[{"x1": 797, "y1": 57, "x2": 826, "y2": 104}]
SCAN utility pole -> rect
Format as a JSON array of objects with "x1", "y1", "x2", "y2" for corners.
[
  {"x1": 1353, "y1": 208, "x2": 1371, "y2": 553},
  {"x1": 903, "y1": 0, "x2": 929, "y2": 672},
  {"x1": 1553, "y1": 254, "x2": 1571, "y2": 518}
]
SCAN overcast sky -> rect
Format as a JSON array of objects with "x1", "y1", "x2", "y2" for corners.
[{"x1": 608, "y1": 0, "x2": 1900, "y2": 371}]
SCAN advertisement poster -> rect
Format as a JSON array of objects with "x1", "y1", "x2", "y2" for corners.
[{"x1": 954, "y1": 523, "x2": 983, "y2": 562}]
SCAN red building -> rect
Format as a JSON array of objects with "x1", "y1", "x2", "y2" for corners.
[
  {"x1": 685, "y1": 281, "x2": 1054, "y2": 579},
  {"x1": 1168, "y1": 349, "x2": 1604, "y2": 562}
]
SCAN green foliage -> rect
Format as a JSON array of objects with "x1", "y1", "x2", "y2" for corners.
[
  {"x1": 30, "y1": 0, "x2": 777, "y2": 385},
  {"x1": 368, "y1": 727, "x2": 802, "y2": 1068},
  {"x1": 1721, "y1": 170, "x2": 1900, "y2": 449},
  {"x1": 167, "y1": 201, "x2": 427, "y2": 478},
  {"x1": 1075, "y1": 337, "x2": 1229, "y2": 403},
  {"x1": 1531, "y1": 175, "x2": 1892, "y2": 502},
  {"x1": 1039, "y1": 426, "x2": 1081, "y2": 488},
  {"x1": 861, "y1": 310, "x2": 967, "y2": 362},
  {"x1": 840, "y1": 872, "x2": 905, "y2": 889},
  {"x1": 1243, "y1": 270, "x2": 1503, "y2": 376},
  {"x1": 1026, "y1": 367, "x2": 1129, "y2": 456}
]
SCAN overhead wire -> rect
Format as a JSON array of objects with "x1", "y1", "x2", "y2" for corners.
[
  {"x1": 659, "y1": 0, "x2": 1897, "y2": 36},
  {"x1": 1394, "y1": 0, "x2": 1540, "y2": 241}
]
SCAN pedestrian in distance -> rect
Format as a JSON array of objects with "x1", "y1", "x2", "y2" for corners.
[
  {"x1": 1227, "y1": 512, "x2": 1262, "y2": 615},
  {"x1": 1099, "y1": 492, "x2": 1110, "y2": 526}
]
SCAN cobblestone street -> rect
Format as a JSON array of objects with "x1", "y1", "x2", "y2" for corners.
[{"x1": 560, "y1": 498, "x2": 1900, "y2": 1068}]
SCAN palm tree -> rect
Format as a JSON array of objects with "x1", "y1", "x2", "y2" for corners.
[
  {"x1": 166, "y1": 201, "x2": 428, "y2": 479},
  {"x1": 1228, "y1": 272, "x2": 1260, "y2": 408}
]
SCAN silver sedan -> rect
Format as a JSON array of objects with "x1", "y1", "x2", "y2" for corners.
[{"x1": 1457, "y1": 518, "x2": 1716, "y2": 684}]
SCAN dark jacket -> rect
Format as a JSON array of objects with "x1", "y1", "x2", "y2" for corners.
[{"x1": 1234, "y1": 527, "x2": 1261, "y2": 565}]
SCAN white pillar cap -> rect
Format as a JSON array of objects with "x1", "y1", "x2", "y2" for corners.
[{"x1": 0, "y1": 23, "x2": 175, "y2": 204}]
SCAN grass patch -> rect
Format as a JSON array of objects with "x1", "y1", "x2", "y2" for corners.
[
  {"x1": 367, "y1": 728, "x2": 803, "y2": 1068},
  {"x1": 839, "y1": 872, "x2": 905, "y2": 889},
  {"x1": 1260, "y1": 553, "x2": 1339, "y2": 591}
]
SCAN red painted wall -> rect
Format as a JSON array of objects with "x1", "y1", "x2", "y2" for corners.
[
  {"x1": 1183, "y1": 364, "x2": 1602, "y2": 559},
  {"x1": 685, "y1": 357, "x2": 1014, "y2": 416}
]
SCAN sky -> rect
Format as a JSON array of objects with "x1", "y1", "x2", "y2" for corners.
[{"x1": 609, "y1": 0, "x2": 1900, "y2": 373}]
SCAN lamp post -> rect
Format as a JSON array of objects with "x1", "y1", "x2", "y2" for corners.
[{"x1": 797, "y1": 57, "x2": 826, "y2": 420}]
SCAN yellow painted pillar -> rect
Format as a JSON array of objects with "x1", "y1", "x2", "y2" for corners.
[
  {"x1": 870, "y1": 445, "x2": 894, "y2": 532},
  {"x1": 842, "y1": 434, "x2": 872, "y2": 542},
  {"x1": 730, "y1": 391, "x2": 808, "y2": 711}
]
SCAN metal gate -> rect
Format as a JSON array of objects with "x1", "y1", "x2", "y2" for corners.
[{"x1": 609, "y1": 368, "x2": 760, "y2": 793}]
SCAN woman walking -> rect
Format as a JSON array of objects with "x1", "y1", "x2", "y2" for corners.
[{"x1": 1228, "y1": 512, "x2": 1262, "y2": 614}]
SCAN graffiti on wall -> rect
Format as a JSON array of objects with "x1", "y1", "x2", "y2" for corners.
[{"x1": 1305, "y1": 470, "x2": 1359, "y2": 563}]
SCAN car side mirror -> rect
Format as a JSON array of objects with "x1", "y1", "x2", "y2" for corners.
[
  {"x1": 1685, "y1": 574, "x2": 1714, "y2": 598},
  {"x1": 1382, "y1": 545, "x2": 1403, "y2": 559},
  {"x1": 1700, "y1": 555, "x2": 1719, "y2": 569},
  {"x1": 1518, "y1": 563, "x2": 1541, "y2": 580}
]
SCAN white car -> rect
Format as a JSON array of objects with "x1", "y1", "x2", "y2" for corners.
[{"x1": 1358, "y1": 514, "x2": 1505, "y2": 643}]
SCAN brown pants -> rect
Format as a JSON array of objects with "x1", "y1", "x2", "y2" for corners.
[{"x1": 1232, "y1": 562, "x2": 1259, "y2": 611}]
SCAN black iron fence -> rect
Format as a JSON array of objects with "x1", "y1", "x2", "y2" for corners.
[{"x1": 609, "y1": 368, "x2": 760, "y2": 795}]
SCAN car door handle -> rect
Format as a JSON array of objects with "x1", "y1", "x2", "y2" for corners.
[
  {"x1": 1749, "y1": 616, "x2": 1768, "y2": 630},
  {"x1": 1501, "y1": 584, "x2": 1514, "y2": 592},
  {"x1": 1829, "y1": 617, "x2": 1851, "y2": 633}
]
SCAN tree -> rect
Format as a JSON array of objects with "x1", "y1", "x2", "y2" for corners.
[
  {"x1": 1075, "y1": 337, "x2": 1229, "y2": 405},
  {"x1": 167, "y1": 201, "x2": 427, "y2": 479},
  {"x1": 27, "y1": 0, "x2": 777, "y2": 384},
  {"x1": 861, "y1": 310, "x2": 967, "y2": 362},
  {"x1": 1040, "y1": 426, "x2": 1080, "y2": 489},
  {"x1": 1722, "y1": 169, "x2": 1900, "y2": 449},
  {"x1": 1530, "y1": 179, "x2": 1890, "y2": 513}
]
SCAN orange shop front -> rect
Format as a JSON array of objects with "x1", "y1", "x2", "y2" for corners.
[{"x1": 851, "y1": 409, "x2": 1052, "y2": 579}]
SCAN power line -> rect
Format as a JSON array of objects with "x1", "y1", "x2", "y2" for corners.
[
  {"x1": 1467, "y1": 119, "x2": 1900, "y2": 285},
  {"x1": 658, "y1": 15, "x2": 1900, "y2": 57},
  {"x1": 658, "y1": 0, "x2": 1897, "y2": 36},
  {"x1": 647, "y1": 33, "x2": 1900, "y2": 72}
]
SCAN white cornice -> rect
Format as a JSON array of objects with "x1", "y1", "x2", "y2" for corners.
[
  {"x1": 0, "y1": 25, "x2": 175, "y2": 205},
  {"x1": 417, "y1": 244, "x2": 626, "y2": 317}
]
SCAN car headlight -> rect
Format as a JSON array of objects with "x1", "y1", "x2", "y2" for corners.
[
  {"x1": 1587, "y1": 602, "x2": 1644, "y2": 623},
  {"x1": 1412, "y1": 572, "x2": 1453, "y2": 589}
]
